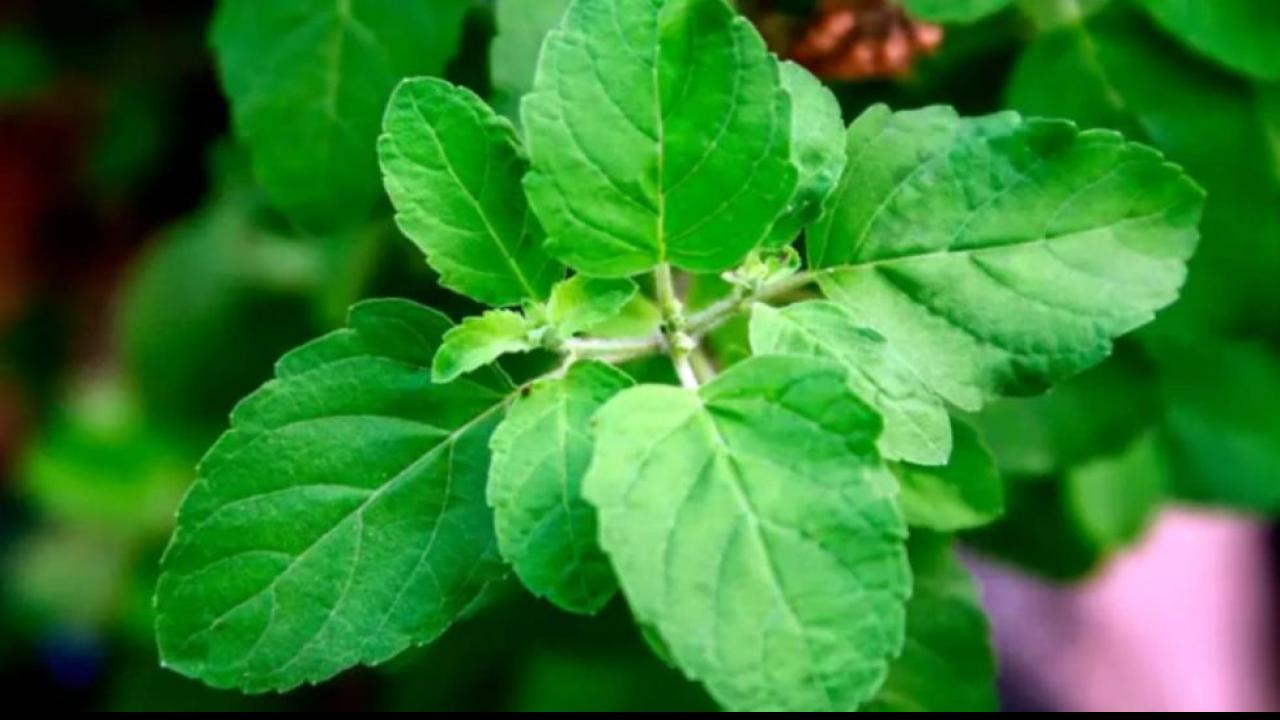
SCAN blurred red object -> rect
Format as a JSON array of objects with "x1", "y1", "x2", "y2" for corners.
[{"x1": 752, "y1": 0, "x2": 944, "y2": 81}]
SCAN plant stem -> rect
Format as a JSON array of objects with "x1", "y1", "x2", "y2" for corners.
[
  {"x1": 563, "y1": 334, "x2": 665, "y2": 356},
  {"x1": 689, "y1": 347, "x2": 718, "y2": 384},
  {"x1": 653, "y1": 262, "x2": 700, "y2": 387},
  {"x1": 672, "y1": 354, "x2": 700, "y2": 389},
  {"x1": 561, "y1": 268, "x2": 825, "y2": 367},
  {"x1": 653, "y1": 262, "x2": 685, "y2": 330},
  {"x1": 686, "y1": 269, "x2": 822, "y2": 339}
]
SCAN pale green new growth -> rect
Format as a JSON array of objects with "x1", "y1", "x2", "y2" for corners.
[
  {"x1": 522, "y1": 0, "x2": 797, "y2": 276},
  {"x1": 488, "y1": 361, "x2": 633, "y2": 614},
  {"x1": 380, "y1": 77, "x2": 563, "y2": 306},
  {"x1": 584, "y1": 356, "x2": 910, "y2": 711},
  {"x1": 547, "y1": 276, "x2": 639, "y2": 337},
  {"x1": 212, "y1": 0, "x2": 470, "y2": 230},
  {"x1": 432, "y1": 309, "x2": 535, "y2": 384},
  {"x1": 155, "y1": 300, "x2": 513, "y2": 692}
]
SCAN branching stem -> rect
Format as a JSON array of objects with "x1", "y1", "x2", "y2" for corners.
[{"x1": 559, "y1": 267, "x2": 825, "y2": 373}]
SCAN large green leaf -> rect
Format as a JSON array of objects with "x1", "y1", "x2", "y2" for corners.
[
  {"x1": 155, "y1": 300, "x2": 513, "y2": 692},
  {"x1": 865, "y1": 533, "x2": 997, "y2": 712},
  {"x1": 522, "y1": 0, "x2": 797, "y2": 276},
  {"x1": 891, "y1": 420, "x2": 1004, "y2": 531},
  {"x1": 583, "y1": 355, "x2": 910, "y2": 711},
  {"x1": 488, "y1": 361, "x2": 633, "y2": 614},
  {"x1": 749, "y1": 301, "x2": 950, "y2": 465},
  {"x1": 380, "y1": 78, "x2": 563, "y2": 306},
  {"x1": 211, "y1": 0, "x2": 470, "y2": 230},
  {"x1": 1136, "y1": 0, "x2": 1280, "y2": 80},
  {"x1": 812, "y1": 104, "x2": 1202, "y2": 411},
  {"x1": 764, "y1": 62, "x2": 846, "y2": 247},
  {"x1": 1006, "y1": 8, "x2": 1280, "y2": 333}
]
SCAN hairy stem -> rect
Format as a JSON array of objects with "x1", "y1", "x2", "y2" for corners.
[
  {"x1": 654, "y1": 262, "x2": 700, "y2": 387},
  {"x1": 560, "y1": 267, "x2": 824, "y2": 370},
  {"x1": 686, "y1": 269, "x2": 822, "y2": 339},
  {"x1": 689, "y1": 347, "x2": 719, "y2": 384}
]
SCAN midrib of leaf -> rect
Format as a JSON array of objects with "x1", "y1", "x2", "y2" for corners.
[
  {"x1": 359, "y1": 423, "x2": 472, "y2": 657},
  {"x1": 314, "y1": 0, "x2": 353, "y2": 205},
  {"x1": 697, "y1": 400, "x2": 836, "y2": 709},
  {"x1": 1066, "y1": 20, "x2": 1135, "y2": 123},
  {"x1": 324, "y1": 0, "x2": 351, "y2": 124},
  {"x1": 847, "y1": 206, "x2": 1172, "y2": 271},
  {"x1": 1262, "y1": 92, "x2": 1280, "y2": 186},
  {"x1": 842, "y1": 126, "x2": 1170, "y2": 271},
  {"x1": 668, "y1": 29, "x2": 778, "y2": 252},
  {"x1": 653, "y1": 14, "x2": 667, "y2": 264},
  {"x1": 171, "y1": 385, "x2": 517, "y2": 672},
  {"x1": 842, "y1": 117, "x2": 963, "y2": 262},
  {"x1": 407, "y1": 90, "x2": 542, "y2": 300},
  {"x1": 551, "y1": 388, "x2": 591, "y2": 599}
]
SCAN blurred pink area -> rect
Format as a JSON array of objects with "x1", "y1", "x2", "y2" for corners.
[{"x1": 973, "y1": 508, "x2": 1278, "y2": 712}]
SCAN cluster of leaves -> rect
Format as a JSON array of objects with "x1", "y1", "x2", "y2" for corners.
[{"x1": 150, "y1": 0, "x2": 1207, "y2": 711}]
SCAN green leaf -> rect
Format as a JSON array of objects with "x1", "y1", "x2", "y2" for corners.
[
  {"x1": 432, "y1": 309, "x2": 536, "y2": 384},
  {"x1": 764, "y1": 62, "x2": 846, "y2": 247},
  {"x1": 1136, "y1": 0, "x2": 1280, "y2": 80},
  {"x1": 7, "y1": 526, "x2": 133, "y2": 632},
  {"x1": 155, "y1": 299, "x2": 513, "y2": 692},
  {"x1": 972, "y1": 344, "x2": 1162, "y2": 476},
  {"x1": 120, "y1": 176, "x2": 321, "y2": 429},
  {"x1": 891, "y1": 419, "x2": 1004, "y2": 531},
  {"x1": 1066, "y1": 431, "x2": 1166, "y2": 549},
  {"x1": 749, "y1": 301, "x2": 951, "y2": 465},
  {"x1": 522, "y1": 0, "x2": 798, "y2": 277},
  {"x1": 584, "y1": 355, "x2": 910, "y2": 711},
  {"x1": 0, "y1": 29, "x2": 52, "y2": 102},
  {"x1": 905, "y1": 0, "x2": 1011, "y2": 24},
  {"x1": 211, "y1": 0, "x2": 470, "y2": 230},
  {"x1": 488, "y1": 361, "x2": 633, "y2": 614},
  {"x1": 490, "y1": 0, "x2": 573, "y2": 120},
  {"x1": 1158, "y1": 340, "x2": 1280, "y2": 512},
  {"x1": 547, "y1": 276, "x2": 639, "y2": 337},
  {"x1": 1016, "y1": 0, "x2": 1113, "y2": 30},
  {"x1": 380, "y1": 77, "x2": 563, "y2": 306},
  {"x1": 865, "y1": 533, "x2": 997, "y2": 712},
  {"x1": 964, "y1": 476, "x2": 1103, "y2": 581},
  {"x1": 1006, "y1": 7, "x2": 1280, "y2": 332},
  {"x1": 812, "y1": 104, "x2": 1202, "y2": 412},
  {"x1": 21, "y1": 377, "x2": 189, "y2": 535}
]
